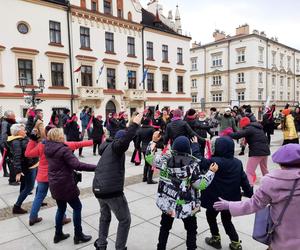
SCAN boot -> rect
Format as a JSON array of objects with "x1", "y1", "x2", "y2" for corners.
[
  {"x1": 29, "y1": 217, "x2": 43, "y2": 226},
  {"x1": 74, "y1": 233, "x2": 92, "y2": 244},
  {"x1": 229, "y1": 240, "x2": 242, "y2": 250},
  {"x1": 12, "y1": 205, "x2": 27, "y2": 214},
  {"x1": 54, "y1": 233, "x2": 70, "y2": 244},
  {"x1": 94, "y1": 239, "x2": 107, "y2": 250},
  {"x1": 147, "y1": 169, "x2": 157, "y2": 184},
  {"x1": 205, "y1": 235, "x2": 222, "y2": 249},
  {"x1": 142, "y1": 166, "x2": 148, "y2": 182}
]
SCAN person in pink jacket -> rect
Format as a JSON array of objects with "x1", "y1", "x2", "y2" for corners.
[
  {"x1": 25, "y1": 134, "x2": 93, "y2": 226},
  {"x1": 213, "y1": 144, "x2": 300, "y2": 250}
]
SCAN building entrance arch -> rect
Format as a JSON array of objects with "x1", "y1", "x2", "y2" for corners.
[{"x1": 105, "y1": 100, "x2": 117, "y2": 117}]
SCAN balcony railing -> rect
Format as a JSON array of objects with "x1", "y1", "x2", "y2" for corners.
[
  {"x1": 77, "y1": 86, "x2": 104, "y2": 100},
  {"x1": 124, "y1": 89, "x2": 147, "y2": 101}
]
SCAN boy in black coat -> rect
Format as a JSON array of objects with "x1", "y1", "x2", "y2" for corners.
[
  {"x1": 90, "y1": 115, "x2": 104, "y2": 155},
  {"x1": 201, "y1": 136, "x2": 253, "y2": 250}
]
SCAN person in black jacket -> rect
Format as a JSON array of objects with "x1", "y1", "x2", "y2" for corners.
[
  {"x1": 118, "y1": 112, "x2": 128, "y2": 130},
  {"x1": 8, "y1": 124, "x2": 39, "y2": 214},
  {"x1": 93, "y1": 113, "x2": 142, "y2": 250},
  {"x1": 202, "y1": 136, "x2": 253, "y2": 250},
  {"x1": 107, "y1": 112, "x2": 119, "y2": 138},
  {"x1": 230, "y1": 117, "x2": 270, "y2": 187},
  {"x1": 91, "y1": 114, "x2": 104, "y2": 155},
  {"x1": 164, "y1": 109, "x2": 204, "y2": 146},
  {"x1": 62, "y1": 108, "x2": 71, "y2": 135},
  {"x1": 65, "y1": 114, "x2": 83, "y2": 157},
  {"x1": 135, "y1": 117, "x2": 156, "y2": 184},
  {"x1": 262, "y1": 106, "x2": 275, "y2": 145}
]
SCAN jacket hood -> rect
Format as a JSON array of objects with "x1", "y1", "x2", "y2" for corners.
[
  {"x1": 248, "y1": 122, "x2": 263, "y2": 130},
  {"x1": 7, "y1": 135, "x2": 25, "y2": 142},
  {"x1": 214, "y1": 136, "x2": 234, "y2": 158},
  {"x1": 44, "y1": 141, "x2": 66, "y2": 158},
  {"x1": 172, "y1": 136, "x2": 191, "y2": 154},
  {"x1": 268, "y1": 168, "x2": 300, "y2": 180}
]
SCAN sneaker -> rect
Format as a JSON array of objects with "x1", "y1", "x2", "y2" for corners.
[
  {"x1": 29, "y1": 217, "x2": 43, "y2": 226},
  {"x1": 229, "y1": 240, "x2": 242, "y2": 250},
  {"x1": 238, "y1": 152, "x2": 244, "y2": 156},
  {"x1": 12, "y1": 205, "x2": 27, "y2": 214},
  {"x1": 205, "y1": 235, "x2": 222, "y2": 249},
  {"x1": 54, "y1": 233, "x2": 70, "y2": 244}
]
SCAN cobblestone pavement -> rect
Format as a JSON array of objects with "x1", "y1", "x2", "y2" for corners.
[{"x1": 0, "y1": 131, "x2": 284, "y2": 249}]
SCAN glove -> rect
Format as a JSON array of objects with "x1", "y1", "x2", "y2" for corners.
[{"x1": 213, "y1": 197, "x2": 230, "y2": 211}]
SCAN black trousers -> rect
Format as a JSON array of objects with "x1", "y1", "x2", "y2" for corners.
[
  {"x1": 93, "y1": 140, "x2": 101, "y2": 154},
  {"x1": 206, "y1": 209, "x2": 239, "y2": 242},
  {"x1": 0, "y1": 146, "x2": 8, "y2": 175},
  {"x1": 157, "y1": 213, "x2": 197, "y2": 250},
  {"x1": 142, "y1": 152, "x2": 153, "y2": 182}
]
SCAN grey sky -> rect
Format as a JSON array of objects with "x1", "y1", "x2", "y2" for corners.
[{"x1": 139, "y1": 0, "x2": 300, "y2": 50}]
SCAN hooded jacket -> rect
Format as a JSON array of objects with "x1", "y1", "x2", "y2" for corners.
[
  {"x1": 93, "y1": 123, "x2": 139, "y2": 199},
  {"x1": 185, "y1": 117, "x2": 211, "y2": 139},
  {"x1": 44, "y1": 141, "x2": 96, "y2": 201},
  {"x1": 135, "y1": 125, "x2": 155, "y2": 153},
  {"x1": 91, "y1": 118, "x2": 104, "y2": 142},
  {"x1": 230, "y1": 122, "x2": 270, "y2": 157},
  {"x1": 201, "y1": 137, "x2": 253, "y2": 209},
  {"x1": 229, "y1": 168, "x2": 300, "y2": 250},
  {"x1": 65, "y1": 121, "x2": 81, "y2": 141}
]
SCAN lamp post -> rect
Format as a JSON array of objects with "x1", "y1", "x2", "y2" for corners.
[{"x1": 19, "y1": 74, "x2": 45, "y2": 107}]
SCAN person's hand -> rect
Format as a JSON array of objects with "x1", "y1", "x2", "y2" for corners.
[
  {"x1": 213, "y1": 198, "x2": 230, "y2": 211},
  {"x1": 152, "y1": 131, "x2": 161, "y2": 143},
  {"x1": 16, "y1": 173, "x2": 24, "y2": 182},
  {"x1": 209, "y1": 162, "x2": 218, "y2": 172},
  {"x1": 29, "y1": 129, "x2": 39, "y2": 141},
  {"x1": 133, "y1": 113, "x2": 143, "y2": 125},
  {"x1": 191, "y1": 136, "x2": 198, "y2": 144}
]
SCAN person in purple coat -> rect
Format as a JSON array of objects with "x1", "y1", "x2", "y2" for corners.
[
  {"x1": 213, "y1": 144, "x2": 300, "y2": 250},
  {"x1": 44, "y1": 128, "x2": 96, "y2": 245}
]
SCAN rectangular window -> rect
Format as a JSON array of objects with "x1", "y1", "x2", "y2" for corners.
[
  {"x1": 128, "y1": 70, "x2": 136, "y2": 89},
  {"x1": 287, "y1": 78, "x2": 291, "y2": 88},
  {"x1": 177, "y1": 76, "x2": 183, "y2": 93},
  {"x1": 191, "y1": 57, "x2": 197, "y2": 70},
  {"x1": 212, "y1": 54, "x2": 222, "y2": 67},
  {"x1": 105, "y1": 32, "x2": 114, "y2": 53},
  {"x1": 107, "y1": 68, "x2": 116, "y2": 89},
  {"x1": 18, "y1": 59, "x2": 33, "y2": 85},
  {"x1": 280, "y1": 91, "x2": 283, "y2": 100},
  {"x1": 237, "y1": 49, "x2": 245, "y2": 63},
  {"x1": 49, "y1": 21, "x2": 61, "y2": 44},
  {"x1": 177, "y1": 48, "x2": 183, "y2": 64},
  {"x1": 237, "y1": 91, "x2": 245, "y2": 101},
  {"x1": 212, "y1": 93, "x2": 222, "y2": 102},
  {"x1": 192, "y1": 79, "x2": 197, "y2": 88},
  {"x1": 287, "y1": 92, "x2": 291, "y2": 100},
  {"x1": 147, "y1": 72, "x2": 154, "y2": 91},
  {"x1": 91, "y1": 0, "x2": 98, "y2": 11},
  {"x1": 51, "y1": 62, "x2": 64, "y2": 86},
  {"x1": 162, "y1": 45, "x2": 168, "y2": 62},
  {"x1": 103, "y1": 0, "x2": 111, "y2": 14},
  {"x1": 271, "y1": 91, "x2": 275, "y2": 100},
  {"x1": 258, "y1": 89, "x2": 263, "y2": 100},
  {"x1": 272, "y1": 75, "x2": 276, "y2": 86},
  {"x1": 297, "y1": 59, "x2": 300, "y2": 72},
  {"x1": 192, "y1": 95, "x2": 197, "y2": 103},
  {"x1": 280, "y1": 76, "x2": 284, "y2": 86},
  {"x1": 259, "y1": 47, "x2": 264, "y2": 62},
  {"x1": 237, "y1": 72, "x2": 245, "y2": 83},
  {"x1": 280, "y1": 54, "x2": 284, "y2": 67},
  {"x1": 117, "y1": 9, "x2": 123, "y2": 18},
  {"x1": 127, "y1": 37, "x2": 135, "y2": 56},
  {"x1": 80, "y1": 26, "x2": 90, "y2": 48},
  {"x1": 258, "y1": 72, "x2": 263, "y2": 83},
  {"x1": 162, "y1": 74, "x2": 169, "y2": 92},
  {"x1": 287, "y1": 56, "x2": 291, "y2": 69},
  {"x1": 212, "y1": 75, "x2": 221, "y2": 85},
  {"x1": 272, "y1": 51, "x2": 276, "y2": 65},
  {"x1": 81, "y1": 65, "x2": 93, "y2": 86},
  {"x1": 146, "y1": 42, "x2": 154, "y2": 60},
  {"x1": 296, "y1": 91, "x2": 299, "y2": 101}
]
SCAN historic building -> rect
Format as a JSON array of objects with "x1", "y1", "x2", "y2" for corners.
[
  {"x1": 0, "y1": 0, "x2": 191, "y2": 123},
  {"x1": 190, "y1": 24, "x2": 300, "y2": 118}
]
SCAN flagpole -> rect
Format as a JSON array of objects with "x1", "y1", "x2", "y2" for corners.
[{"x1": 142, "y1": 27, "x2": 146, "y2": 109}]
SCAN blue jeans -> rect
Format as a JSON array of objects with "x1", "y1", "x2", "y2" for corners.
[
  {"x1": 15, "y1": 169, "x2": 36, "y2": 207},
  {"x1": 30, "y1": 182, "x2": 49, "y2": 220},
  {"x1": 55, "y1": 197, "x2": 82, "y2": 236}
]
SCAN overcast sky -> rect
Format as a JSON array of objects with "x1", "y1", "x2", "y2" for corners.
[{"x1": 139, "y1": 0, "x2": 300, "y2": 49}]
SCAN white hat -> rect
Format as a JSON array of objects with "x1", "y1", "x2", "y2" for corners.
[{"x1": 224, "y1": 108, "x2": 231, "y2": 113}]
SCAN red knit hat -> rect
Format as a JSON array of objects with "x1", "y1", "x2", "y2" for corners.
[
  {"x1": 282, "y1": 109, "x2": 291, "y2": 116},
  {"x1": 240, "y1": 117, "x2": 250, "y2": 128}
]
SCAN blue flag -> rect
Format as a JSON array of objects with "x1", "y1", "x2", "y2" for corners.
[{"x1": 140, "y1": 68, "x2": 148, "y2": 86}]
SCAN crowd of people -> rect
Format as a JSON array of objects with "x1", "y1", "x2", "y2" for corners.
[{"x1": 0, "y1": 103, "x2": 299, "y2": 250}]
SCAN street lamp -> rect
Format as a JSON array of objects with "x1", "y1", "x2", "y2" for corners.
[{"x1": 19, "y1": 73, "x2": 45, "y2": 107}]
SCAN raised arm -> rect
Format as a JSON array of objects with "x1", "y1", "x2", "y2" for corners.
[{"x1": 25, "y1": 140, "x2": 41, "y2": 158}]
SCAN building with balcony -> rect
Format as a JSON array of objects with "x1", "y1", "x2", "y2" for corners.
[
  {"x1": 190, "y1": 24, "x2": 300, "y2": 119},
  {"x1": 0, "y1": 0, "x2": 191, "y2": 124}
]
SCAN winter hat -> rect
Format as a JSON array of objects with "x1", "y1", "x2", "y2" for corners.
[
  {"x1": 240, "y1": 117, "x2": 250, "y2": 128},
  {"x1": 282, "y1": 109, "x2": 291, "y2": 116},
  {"x1": 172, "y1": 136, "x2": 191, "y2": 154},
  {"x1": 172, "y1": 109, "x2": 183, "y2": 118},
  {"x1": 115, "y1": 130, "x2": 127, "y2": 139},
  {"x1": 186, "y1": 109, "x2": 196, "y2": 117},
  {"x1": 272, "y1": 144, "x2": 300, "y2": 167},
  {"x1": 224, "y1": 107, "x2": 231, "y2": 113}
]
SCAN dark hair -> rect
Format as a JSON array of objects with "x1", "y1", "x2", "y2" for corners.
[{"x1": 210, "y1": 107, "x2": 217, "y2": 112}]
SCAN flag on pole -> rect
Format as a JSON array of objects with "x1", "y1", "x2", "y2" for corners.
[
  {"x1": 74, "y1": 66, "x2": 82, "y2": 73},
  {"x1": 140, "y1": 68, "x2": 148, "y2": 86},
  {"x1": 97, "y1": 64, "x2": 105, "y2": 84},
  {"x1": 127, "y1": 70, "x2": 133, "y2": 78}
]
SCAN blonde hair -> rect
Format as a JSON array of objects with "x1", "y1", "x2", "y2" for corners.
[{"x1": 47, "y1": 128, "x2": 64, "y2": 142}]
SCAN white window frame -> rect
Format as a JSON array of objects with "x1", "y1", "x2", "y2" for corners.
[
  {"x1": 280, "y1": 53, "x2": 284, "y2": 67},
  {"x1": 296, "y1": 59, "x2": 300, "y2": 72},
  {"x1": 212, "y1": 93, "x2": 222, "y2": 102},
  {"x1": 280, "y1": 76, "x2": 284, "y2": 86},
  {"x1": 191, "y1": 79, "x2": 197, "y2": 88},
  {"x1": 258, "y1": 72, "x2": 263, "y2": 83},
  {"x1": 287, "y1": 92, "x2": 291, "y2": 100},
  {"x1": 237, "y1": 72, "x2": 245, "y2": 83},
  {"x1": 258, "y1": 47, "x2": 264, "y2": 62},
  {"x1": 212, "y1": 53, "x2": 222, "y2": 67},
  {"x1": 237, "y1": 91, "x2": 245, "y2": 101},
  {"x1": 212, "y1": 75, "x2": 221, "y2": 85},
  {"x1": 192, "y1": 94, "x2": 197, "y2": 103},
  {"x1": 191, "y1": 57, "x2": 197, "y2": 71},
  {"x1": 280, "y1": 91, "x2": 283, "y2": 100},
  {"x1": 272, "y1": 51, "x2": 276, "y2": 65},
  {"x1": 271, "y1": 91, "x2": 276, "y2": 100},
  {"x1": 237, "y1": 48, "x2": 245, "y2": 63},
  {"x1": 258, "y1": 89, "x2": 263, "y2": 100},
  {"x1": 272, "y1": 75, "x2": 276, "y2": 86}
]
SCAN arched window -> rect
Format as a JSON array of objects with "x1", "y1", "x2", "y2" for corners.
[
  {"x1": 127, "y1": 12, "x2": 132, "y2": 21},
  {"x1": 106, "y1": 101, "x2": 117, "y2": 117}
]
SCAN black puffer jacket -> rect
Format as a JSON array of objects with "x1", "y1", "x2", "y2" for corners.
[
  {"x1": 163, "y1": 119, "x2": 200, "y2": 145},
  {"x1": 118, "y1": 118, "x2": 127, "y2": 130},
  {"x1": 107, "y1": 118, "x2": 119, "y2": 138},
  {"x1": 230, "y1": 122, "x2": 270, "y2": 157},
  {"x1": 0, "y1": 118, "x2": 15, "y2": 148},
  {"x1": 65, "y1": 121, "x2": 81, "y2": 141},
  {"x1": 135, "y1": 125, "x2": 155, "y2": 153},
  {"x1": 91, "y1": 118, "x2": 104, "y2": 143},
  {"x1": 185, "y1": 118, "x2": 211, "y2": 139},
  {"x1": 201, "y1": 137, "x2": 253, "y2": 209},
  {"x1": 93, "y1": 123, "x2": 139, "y2": 199}
]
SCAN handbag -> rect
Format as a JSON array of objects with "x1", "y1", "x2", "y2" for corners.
[{"x1": 252, "y1": 179, "x2": 298, "y2": 245}]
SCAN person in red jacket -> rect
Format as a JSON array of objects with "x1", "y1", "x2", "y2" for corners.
[{"x1": 25, "y1": 131, "x2": 93, "y2": 226}]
